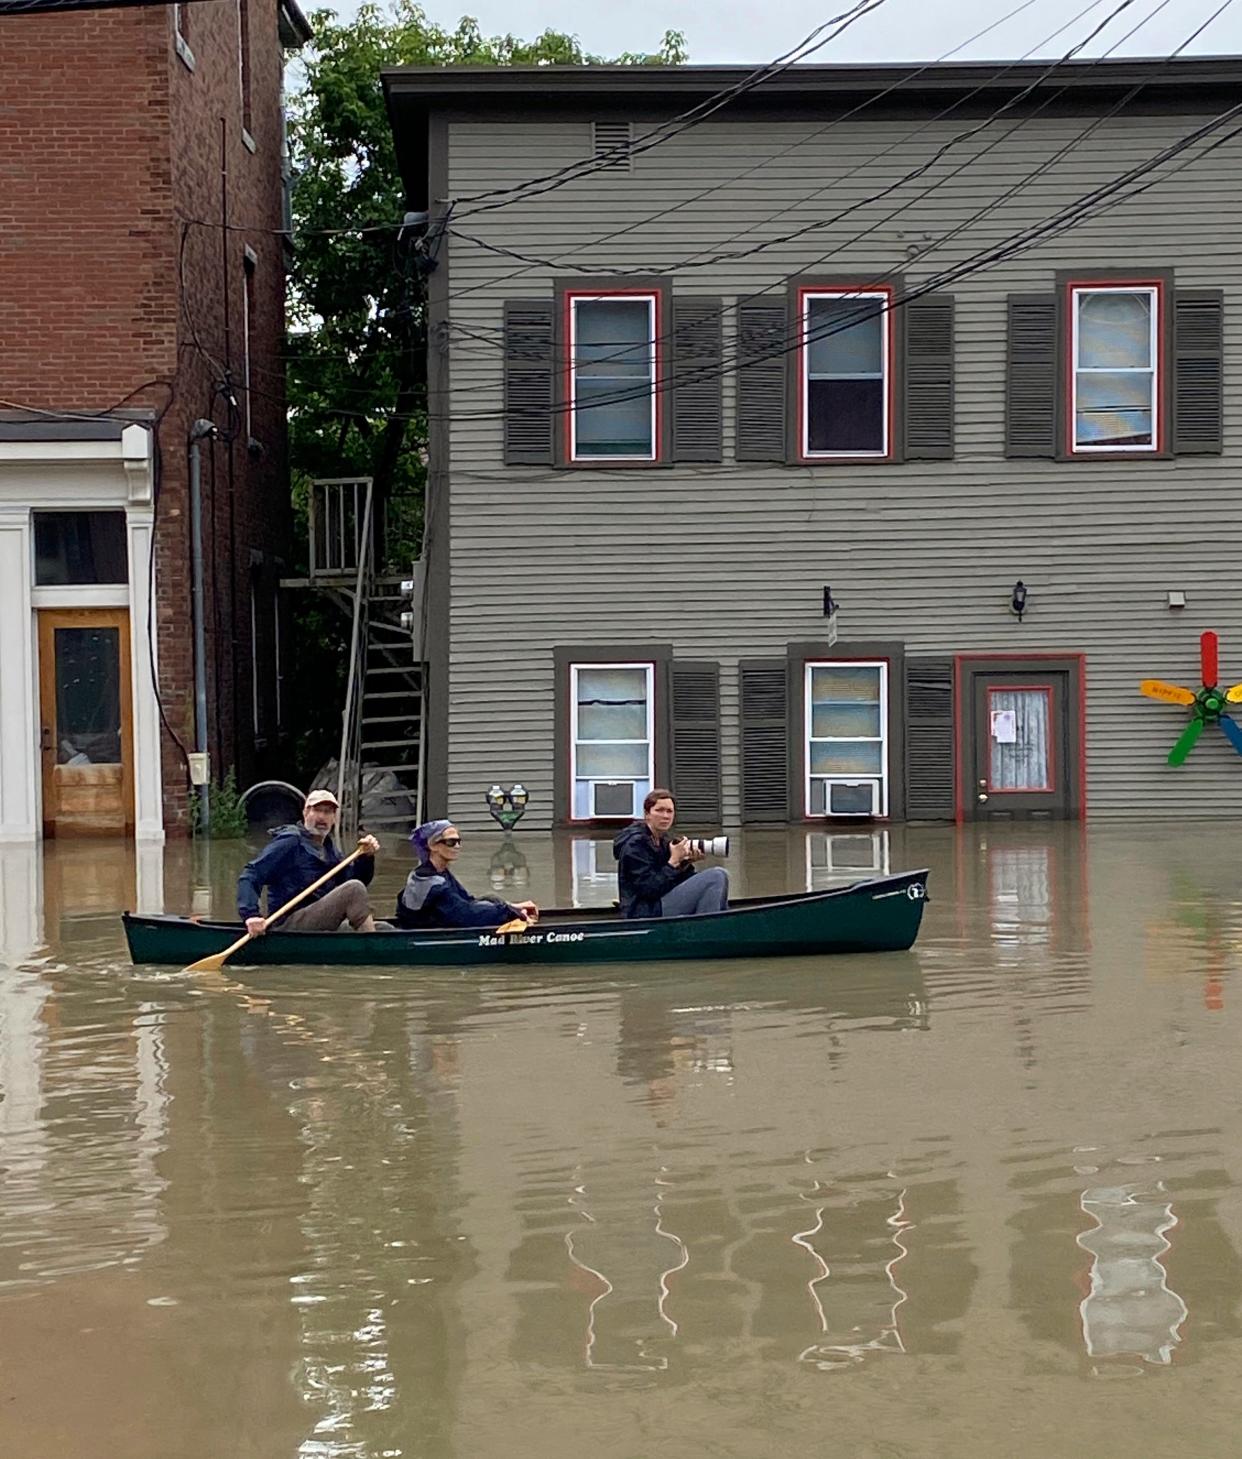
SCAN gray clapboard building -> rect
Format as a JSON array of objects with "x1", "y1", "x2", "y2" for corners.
[{"x1": 383, "y1": 58, "x2": 1238, "y2": 831}]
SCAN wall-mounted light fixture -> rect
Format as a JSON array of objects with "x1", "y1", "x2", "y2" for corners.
[
  {"x1": 823, "y1": 586, "x2": 839, "y2": 618},
  {"x1": 1010, "y1": 581, "x2": 1028, "y2": 621},
  {"x1": 486, "y1": 783, "x2": 529, "y2": 830}
]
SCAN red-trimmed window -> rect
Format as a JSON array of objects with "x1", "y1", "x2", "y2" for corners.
[
  {"x1": 567, "y1": 291, "x2": 659, "y2": 462},
  {"x1": 799, "y1": 286, "x2": 892, "y2": 460},
  {"x1": 804, "y1": 660, "x2": 889, "y2": 818},
  {"x1": 1069, "y1": 281, "x2": 1162, "y2": 454},
  {"x1": 570, "y1": 662, "x2": 654, "y2": 819}
]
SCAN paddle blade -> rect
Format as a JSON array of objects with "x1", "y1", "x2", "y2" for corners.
[
  {"x1": 1225, "y1": 684, "x2": 1242, "y2": 704},
  {"x1": 1168, "y1": 716, "x2": 1206, "y2": 766},
  {"x1": 1140, "y1": 679, "x2": 1196, "y2": 706},
  {"x1": 183, "y1": 950, "x2": 232, "y2": 974},
  {"x1": 1201, "y1": 631, "x2": 1219, "y2": 688},
  {"x1": 1220, "y1": 715, "x2": 1242, "y2": 757},
  {"x1": 494, "y1": 918, "x2": 528, "y2": 936}
]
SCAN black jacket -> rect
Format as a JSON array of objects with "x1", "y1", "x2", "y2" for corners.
[
  {"x1": 395, "y1": 864, "x2": 515, "y2": 930},
  {"x1": 613, "y1": 821, "x2": 695, "y2": 919},
  {"x1": 237, "y1": 824, "x2": 374, "y2": 920}
]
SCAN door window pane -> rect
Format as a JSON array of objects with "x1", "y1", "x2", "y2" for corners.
[
  {"x1": 34, "y1": 511, "x2": 127, "y2": 585},
  {"x1": 804, "y1": 294, "x2": 887, "y2": 456},
  {"x1": 1073, "y1": 288, "x2": 1157, "y2": 450},
  {"x1": 990, "y1": 689, "x2": 1051, "y2": 791},
  {"x1": 572, "y1": 296, "x2": 656, "y2": 459},
  {"x1": 54, "y1": 627, "x2": 121, "y2": 764}
]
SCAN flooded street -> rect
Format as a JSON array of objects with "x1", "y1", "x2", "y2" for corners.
[{"x1": 2, "y1": 823, "x2": 1241, "y2": 1457}]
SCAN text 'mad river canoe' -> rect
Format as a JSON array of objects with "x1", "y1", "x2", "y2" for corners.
[{"x1": 122, "y1": 870, "x2": 930, "y2": 969}]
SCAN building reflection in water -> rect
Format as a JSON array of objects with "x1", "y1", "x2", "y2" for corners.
[
  {"x1": 1076, "y1": 1183, "x2": 1186, "y2": 1370},
  {"x1": 805, "y1": 830, "x2": 890, "y2": 890}
]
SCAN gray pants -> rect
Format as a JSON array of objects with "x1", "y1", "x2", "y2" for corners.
[
  {"x1": 660, "y1": 866, "x2": 729, "y2": 918},
  {"x1": 280, "y1": 879, "x2": 373, "y2": 932}
]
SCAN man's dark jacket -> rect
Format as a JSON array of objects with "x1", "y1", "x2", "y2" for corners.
[
  {"x1": 237, "y1": 824, "x2": 374, "y2": 919},
  {"x1": 613, "y1": 821, "x2": 695, "y2": 919}
]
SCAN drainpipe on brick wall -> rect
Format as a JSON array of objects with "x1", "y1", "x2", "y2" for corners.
[{"x1": 189, "y1": 419, "x2": 218, "y2": 828}]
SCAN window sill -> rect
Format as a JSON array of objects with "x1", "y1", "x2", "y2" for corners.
[
  {"x1": 174, "y1": 34, "x2": 196, "y2": 70},
  {"x1": 241, "y1": 128, "x2": 257, "y2": 154}
]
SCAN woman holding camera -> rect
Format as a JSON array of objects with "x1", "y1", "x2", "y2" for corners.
[{"x1": 613, "y1": 789, "x2": 730, "y2": 919}]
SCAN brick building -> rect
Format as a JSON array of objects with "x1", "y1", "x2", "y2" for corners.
[{"x1": 0, "y1": 0, "x2": 309, "y2": 841}]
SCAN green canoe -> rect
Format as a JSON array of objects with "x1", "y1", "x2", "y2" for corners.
[{"x1": 122, "y1": 869, "x2": 929, "y2": 969}]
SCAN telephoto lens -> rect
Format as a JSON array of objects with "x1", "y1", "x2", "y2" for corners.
[{"x1": 684, "y1": 836, "x2": 729, "y2": 857}]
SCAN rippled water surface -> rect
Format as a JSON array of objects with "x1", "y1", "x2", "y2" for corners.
[{"x1": 2, "y1": 823, "x2": 1242, "y2": 1457}]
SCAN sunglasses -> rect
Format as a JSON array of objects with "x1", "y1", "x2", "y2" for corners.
[{"x1": 437, "y1": 836, "x2": 462, "y2": 848}]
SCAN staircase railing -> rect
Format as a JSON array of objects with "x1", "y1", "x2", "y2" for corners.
[
  {"x1": 309, "y1": 476, "x2": 375, "y2": 582},
  {"x1": 334, "y1": 479, "x2": 375, "y2": 842}
]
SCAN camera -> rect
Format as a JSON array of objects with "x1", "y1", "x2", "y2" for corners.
[{"x1": 677, "y1": 835, "x2": 729, "y2": 857}]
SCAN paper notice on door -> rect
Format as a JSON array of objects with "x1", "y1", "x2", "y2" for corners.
[{"x1": 991, "y1": 709, "x2": 1017, "y2": 744}]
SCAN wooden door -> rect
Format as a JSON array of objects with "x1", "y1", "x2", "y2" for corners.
[
  {"x1": 970, "y1": 670, "x2": 1072, "y2": 821},
  {"x1": 38, "y1": 608, "x2": 134, "y2": 837}
]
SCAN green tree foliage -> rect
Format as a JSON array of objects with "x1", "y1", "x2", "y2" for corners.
[{"x1": 284, "y1": 3, "x2": 685, "y2": 782}]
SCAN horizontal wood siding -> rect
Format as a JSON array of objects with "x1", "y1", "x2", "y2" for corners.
[{"x1": 437, "y1": 111, "x2": 1242, "y2": 827}]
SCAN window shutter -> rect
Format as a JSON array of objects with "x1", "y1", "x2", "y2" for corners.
[
  {"x1": 1004, "y1": 294, "x2": 1058, "y2": 458},
  {"x1": 905, "y1": 658, "x2": 955, "y2": 821},
  {"x1": 503, "y1": 299, "x2": 554, "y2": 465},
  {"x1": 904, "y1": 294, "x2": 955, "y2": 460},
  {"x1": 739, "y1": 659, "x2": 790, "y2": 823},
  {"x1": 670, "y1": 661, "x2": 722, "y2": 822},
  {"x1": 671, "y1": 297, "x2": 723, "y2": 463},
  {"x1": 1173, "y1": 289, "x2": 1224, "y2": 456},
  {"x1": 736, "y1": 301, "x2": 789, "y2": 462}
]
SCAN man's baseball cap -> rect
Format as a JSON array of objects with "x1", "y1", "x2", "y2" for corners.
[{"x1": 305, "y1": 789, "x2": 340, "y2": 809}]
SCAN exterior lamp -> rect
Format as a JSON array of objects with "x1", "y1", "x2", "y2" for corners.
[{"x1": 1011, "y1": 581, "x2": 1028, "y2": 622}]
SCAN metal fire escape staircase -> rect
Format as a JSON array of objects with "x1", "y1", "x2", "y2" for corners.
[{"x1": 295, "y1": 478, "x2": 425, "y2": 839}]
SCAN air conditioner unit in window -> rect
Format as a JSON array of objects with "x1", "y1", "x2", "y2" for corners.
[
  {"x1": 591, "y1": 781, "x2": 635, "y2": 818},
  {"x1": 826, "y1": 780, "x2": 879, "y2": 816}
]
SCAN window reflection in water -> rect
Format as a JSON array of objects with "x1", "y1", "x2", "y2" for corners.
[
  {"x1": 1077, "y1": 1183, "x2": 1187, "y2": 1371},
  {"x1": 805, "y1": 830, "x2": 890, "y2": 890},
  {"x1": 570, "y1": 838, "x2": 619, "y2": 907}
]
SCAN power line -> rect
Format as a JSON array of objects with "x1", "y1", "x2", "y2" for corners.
[
  {"x1": 446, "y1": 1, "x2": 888, "y2": 219},
  {"x1": 441, "y1": 0, "x2": 1082, "y2": 303}
]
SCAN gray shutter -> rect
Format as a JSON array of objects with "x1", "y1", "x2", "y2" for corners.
[
  {"x1": 904, "y1": 294, "x2": 955, "y2": 460},
  {"x1": 736, "y1": 301, "x2": 789, "y2": 462},
  {"x1": 671, "y1": 297, "x2": 723, "y2": 463},
  {"x1": 670, "y1": 661, "x2": 722, "y2": 822},
  {"x1": 905, "y1": 658, "x2": 955, "y2": 821},
  {"x1": 1005, "y1": 294, "x2": 1058, "y2": 459},
  {"x1": 1173, "y1": 289, "x2": 1224, "y2": 456},
  {"x1": 739, "y1": 659, "x2": 790, "y2": 823},
  {"x1": 503, "y1": 299, "x2": 554, "y2": 465}
]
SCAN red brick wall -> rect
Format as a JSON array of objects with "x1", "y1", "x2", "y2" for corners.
[{"x1": 0, "y1": 1, "x2": 297, "y2": 834}]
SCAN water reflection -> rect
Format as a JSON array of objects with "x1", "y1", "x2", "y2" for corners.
[{"x1": 4, "y1": 826, "x2": 1242, "y2": 1455}]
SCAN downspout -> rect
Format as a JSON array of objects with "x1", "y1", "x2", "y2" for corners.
[{"x1": 189, "y1": 419, "x2": 217, "y2": 826}]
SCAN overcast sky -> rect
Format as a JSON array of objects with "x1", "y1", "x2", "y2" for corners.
[{"x1": 349, "y1": 0, "x2": 1242, "y2": 64}]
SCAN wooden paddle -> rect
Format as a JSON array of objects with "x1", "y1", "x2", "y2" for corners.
[
  {"x1": 183, "y1": 844, "x2": 370, "y2": 974},
  {"x1": 494, "y1": 915, "x2": 532, "y2": 936}
]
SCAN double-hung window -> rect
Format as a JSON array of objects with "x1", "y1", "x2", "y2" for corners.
[
  {"x1": 571, "y1": 662, "x2": 654, "y2": 819},
  {"x1": 800, "y1": 287, "x2": 891, "y2": 458},
  {"x1": 805, "y1": 661, "x2": 888, "y2": 817},
  {"x1": 568, "y1": 293, "x2": 658, "y2": 461},
  {"x1": 1070, "y1": 283, "x2": 1160, "y2": 453}
]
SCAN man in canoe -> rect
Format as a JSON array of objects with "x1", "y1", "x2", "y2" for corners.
[
  {"x1": 613, "y1": 789, "x2": 729, "y2": 918},
  {"x1": 394, "y1": 819, "x2": 540, "y2": 929},
  {"x1": 238, "y1": 789, "x2": 381, "y2": 935}
]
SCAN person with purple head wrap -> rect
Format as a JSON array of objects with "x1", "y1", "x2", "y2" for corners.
[{"x1": 395, "y1": 819, "x2": 540, "y2": 930}]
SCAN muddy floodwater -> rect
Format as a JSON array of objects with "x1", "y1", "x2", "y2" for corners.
[{"x1": 2, "y1": 822, "x2": 1241, "y2": 1458}]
